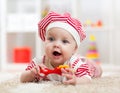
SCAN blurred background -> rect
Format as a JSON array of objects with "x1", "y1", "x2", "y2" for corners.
[{"x1": 0, "y1": 0, "x2": 120, "y2": 72}]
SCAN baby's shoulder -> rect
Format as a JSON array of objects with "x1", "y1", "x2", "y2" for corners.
[
  {"x1": 69, "y1": 54, "x2": 91, "y2": 71},
  {"x1": 70, "y1": 54, "x2": 88, "y2": 63}
]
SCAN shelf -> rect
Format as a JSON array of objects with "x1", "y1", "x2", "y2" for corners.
[
  {"x1": 6, "y1": 14, "x2": 39, "y2": 32},
  {"x1": 6, "y1": 32, "x2": 36, "y2": 63},
  {"x1": 7, "y1": 30, "x2": 36, "y2": 33},
  {"x1": 84, "y1": 27, "x2": 113, "y2": 32}
]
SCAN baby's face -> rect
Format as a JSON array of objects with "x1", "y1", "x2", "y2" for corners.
[{"x1": 44, "y1": 27, "x2": 77, "y2": 67}]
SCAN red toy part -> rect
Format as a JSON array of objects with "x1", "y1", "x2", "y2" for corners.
[{"x1": 39, "y1": 65, "x2": 69, "y2": 77}]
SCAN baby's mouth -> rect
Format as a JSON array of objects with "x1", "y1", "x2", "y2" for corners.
[{"x1": 53, "y1": 51, "x2": 61, "y2": 56}]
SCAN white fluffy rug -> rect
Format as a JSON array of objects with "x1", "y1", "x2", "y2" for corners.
[
  {"x1": 0, "y1": 74, "x2": 120, "y2": 93},
  {"x1": 0, "y1": 65, "x2": 120, "y2": 93}
]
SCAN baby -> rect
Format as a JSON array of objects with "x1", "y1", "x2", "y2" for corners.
[{"x1": 20, "y1": 12, "x2": 102, "y2": 85}]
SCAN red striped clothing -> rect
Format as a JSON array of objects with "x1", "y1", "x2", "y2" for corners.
[
  {"x1": 75, "y1": 64, "x2": 90, "y2": 77},
  {"x1": 25, "y1": 61, "x2": 36, "y2": 71},
  {"x1": 25, "y1": 55, "x2": 91, "y2": 81}
]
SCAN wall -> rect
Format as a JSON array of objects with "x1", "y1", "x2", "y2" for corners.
[
  {"x1": 76, "y1": 0, "x2": 120, "y2": 65},
  {"x1": 112, "y1": 0, "x2": 120, "y2": 65}
]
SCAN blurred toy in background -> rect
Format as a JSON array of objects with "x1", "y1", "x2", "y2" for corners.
[
  {"x1": 96, "y1": 20, "x2": 103, "y2": 27},
  {"x1": 86, "y1": 35, "x2": 100, "y2": 64},
  {"x1": 91, "y1": 20, "x2": 103, "y2": 27},
  {"x1": 83, "y1": 19, "x2": 103, "y2": 28},
  {"x1": 83, "y1": 19, "x2": 92, "y2": 27},
  {"x1": 13, "y1": 47, "x2": 31, "y2": 63},
  {"x1": 41, "y1": 5, "x2": 50, "y2": 18}
]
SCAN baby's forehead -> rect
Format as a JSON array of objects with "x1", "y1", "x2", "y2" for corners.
[
  {"x1": 46, "y1": 27, "x2": 75, "y2": 39},
  {"x1": 47, "y1": 27, "x2": 67, "y2": 33}
]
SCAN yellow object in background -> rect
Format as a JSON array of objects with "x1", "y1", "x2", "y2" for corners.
[
  {"x1": 86, "y1": 53, "x2": 99, "y2": 58},
  {"x1": 86, "y1": 19, "x2": 92, "y2": 25},
  {"x1": 41, "y1": 6, "x2": 50, "y2": 18},
  {"x1": 90, "y1": 34, "x2": 96, "y2": 41}
]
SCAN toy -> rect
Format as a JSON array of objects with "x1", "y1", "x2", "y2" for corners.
[
  {"x1": 39, "y1": 65, "x2": 69, "y2": 77},
  {"x1": 86, "y1": 35, "x2": 100, "y2": 64},
  {"x1": 84, "y1": 19, "x2": 103, "y2": 28}
]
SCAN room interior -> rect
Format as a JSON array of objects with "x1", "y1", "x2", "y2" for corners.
[{"x1": 0, "y1": 0, "x2": 120, "y2": 92}]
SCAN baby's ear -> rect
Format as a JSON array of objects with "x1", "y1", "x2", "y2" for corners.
[{"x1": 73, "y1": 45, "x2": 78, "y2": 53}]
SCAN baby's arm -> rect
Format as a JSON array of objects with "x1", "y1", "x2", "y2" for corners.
[
  {"x1": 20, "y1": 65, "x2": 40, "y2": 82},
  {"x1": 20, "y1": 61, "x2": 47, "y2": 83}
]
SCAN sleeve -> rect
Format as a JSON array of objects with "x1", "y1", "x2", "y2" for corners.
[
  {"x1": 25, "y1": 61, "x2": 36, "y2": 71},
  {"x1": 25, "y1": 57, "x2": 43, "y2": 71},
  {"x1": 70, "y1": 55, "x2": 91, "y2": 79},
  {"x1": 75, "y1": 63, "x2": 91, "y2": 78},
  {"x1": 85, "y1": 59, "x2": 96, "y2": 78}
]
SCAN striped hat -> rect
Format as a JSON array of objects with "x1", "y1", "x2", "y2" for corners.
[{"x1": 38, "y1": 12, "x2": 86, "y2": 47}]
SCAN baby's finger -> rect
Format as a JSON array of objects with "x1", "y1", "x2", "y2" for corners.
[
  {"x1": 39, "y1": 64, "x2": 47, "y2": 68},
  {"x1": 63, "y1": 79, "x2": 76, "y2": 85},
  {"x1": 62, "y1": 73, "x2": 73, "y2": 79},
  {"x1": 64, "y1": 68, "x2": 74, "y2": 75},
  {"x1": 32, "y1": 66, "x2": 39, "y2": 75},
  {"x1": 39, "y1": 64, "x2": 47, "y2": 71},
  {"x1": 61, "y1": 68, "x2": 68, "y2": 74},
  {"x1": 62, "y1": 74, "x2": 76, "y2": 85}
]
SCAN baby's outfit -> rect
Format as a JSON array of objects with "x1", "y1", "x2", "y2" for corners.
[{"x1": 25, "y1": 54, "x2": 94, "y2": 82}]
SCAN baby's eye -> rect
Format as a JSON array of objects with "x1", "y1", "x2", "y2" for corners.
[
  {"x1": 48, "y1": 37, "x2": 54, "y2": 41},
  {"x1": 62, "y1": 40, "x2": 69, "y2": 44}
]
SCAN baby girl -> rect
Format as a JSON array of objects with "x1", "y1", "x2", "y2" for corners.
[{"x1": 20, "y1": 12, "x2": 102, "y2": 85}]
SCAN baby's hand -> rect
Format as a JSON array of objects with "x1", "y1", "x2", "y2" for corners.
[
  {"x1": 39, "y1": 64, "x2": 47, "y2": 71},
  {"x1": 61, "y1": 68, "x2": 76, "y2": 85},
  {"x1": 31, "y1": 64, "x2": 47, "y2": 75}
]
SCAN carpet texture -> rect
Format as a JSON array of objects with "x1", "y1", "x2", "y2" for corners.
[{"x1": 0, "y1": 74, "x2": 120, "y2": 93}]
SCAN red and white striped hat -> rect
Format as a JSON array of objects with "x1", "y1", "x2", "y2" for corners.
[{"x1": 38, "y1": 12, "x2": 86, "y2": 47}]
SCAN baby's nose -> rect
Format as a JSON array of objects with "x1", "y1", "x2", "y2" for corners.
[{"x1": 54, "y1": 41, "x2": 60, "y2": 48}]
